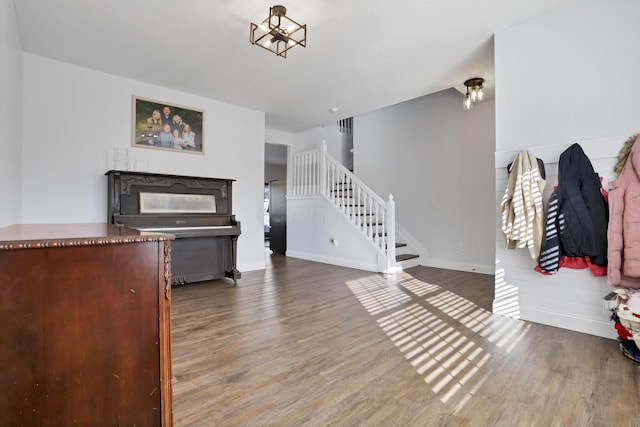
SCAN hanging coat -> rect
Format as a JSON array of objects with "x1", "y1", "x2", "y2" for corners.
[
  {"x1": 501, "y1": 149, "x2": 546, "y2": 259},
  {"x1": 609, "y1": 134, "x2": 640, "y2": 288},
  {"x1": 538, "y1": 143, "x2": 608, "y2": 273}
]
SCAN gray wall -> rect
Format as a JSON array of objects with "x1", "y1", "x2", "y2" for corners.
[
  {"x1": 0, "y1": 1, "x2": 23, "y2": 227},
  {"x1": 265, "y1": 163, "x2": 286, "y2": 182},
  {"x1": 355, "y1": 88, "x2": 496, "y2": 272}
]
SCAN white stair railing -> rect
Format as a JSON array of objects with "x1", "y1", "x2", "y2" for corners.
[{"x1": 290, "y1": 142, "x2": 396, "y2": 272}]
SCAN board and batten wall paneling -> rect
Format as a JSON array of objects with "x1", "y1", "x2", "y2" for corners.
[{"x1": 494, "y1": 136, "x2": 626, "y2": 339}]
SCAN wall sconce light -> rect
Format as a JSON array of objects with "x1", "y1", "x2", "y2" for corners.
[
  {"x1": 463, "y1": 77, "x2": 484, "y2": 110},
  {"x1": 250, "y1": 5, "x2": 307, "y2": 58}
]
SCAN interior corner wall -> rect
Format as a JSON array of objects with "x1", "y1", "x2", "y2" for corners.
[
  {"x1": 494, "y1": 0, "x2": 640, "y2": 338},
  {"x1": 354, "y1": 89, "x2": 496, "y2": 273},
  {"x1": 289, "y1": 127, "x2": 326, "y2": 154},
  {"x1": 266, "y1": 128, "x2": 294, "y2": 146},
  {"x1": 267, "y1": 125, "x2": 346, "y2": 161},
  {"x1": 21, "y1": 53, "x2": 266, "y2": 272},
  {"x1": 0, "y1": 1, "x2": 23, "y2": 227},
  {"x1": 321, "y1": 122, "x2": 350, "y2": 166}
]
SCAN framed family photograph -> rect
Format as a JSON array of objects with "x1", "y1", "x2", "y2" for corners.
[{"x1": 132, "y1": 96, "x2": 205, "y2": 154}]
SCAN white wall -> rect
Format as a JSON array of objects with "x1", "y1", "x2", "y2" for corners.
[
  {"x1": 0, "y1": 0, "x2": 23, "y2": 227},
  {"x1": 267, "y1": 125, "x2": 349, "y2": 162},
  {"x1": 322, "y1": 121, "x2": 352, "y2": 166},
  {"x1": 265, "y1": 128, "x2": 295, "y2": 146},
  {"x1": 288, "y1": 127, "x2": 326, "y2": 154},
  {"x1": 495, "y1": 0, "x2": 640, "y2": 151},
  {"x1": 494, "y1": 0, "x2": 640, "y2": 338},
  {"x1": 355, "y1": 89, "x2": 496, "y2": 273},
  {"x1": 21, "y1": 54, "x2": 266, "y2": 272},
  {"x1": 287, "y1": 196, "x2": 380, "y2": 271}
]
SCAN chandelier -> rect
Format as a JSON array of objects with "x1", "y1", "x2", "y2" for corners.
[
  {"x1": 463, "y1": 78, "x2": 484, "y2": 110},
  {"x1": 250, "y1": 5, "x2": 307, "y2": 58}
]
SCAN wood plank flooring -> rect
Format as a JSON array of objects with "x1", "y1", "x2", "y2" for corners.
[{"x1": 171, "y1": 254, "x2": 640, "y2": 426}]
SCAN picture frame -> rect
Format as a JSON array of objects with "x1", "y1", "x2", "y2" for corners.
[{"x1": 132, "y1": 96, "x2": 205, "y2": 154}]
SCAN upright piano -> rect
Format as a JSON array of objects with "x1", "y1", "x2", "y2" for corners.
[{"x1": 106, "y1": 170, "x2": 241, "y2": 285}]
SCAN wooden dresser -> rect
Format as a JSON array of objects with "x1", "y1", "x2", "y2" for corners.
[{"x1": 0, "y1": 223, "x2": 174, "y2": 426}]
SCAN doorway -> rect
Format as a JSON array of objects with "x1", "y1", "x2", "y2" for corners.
[
  {"x1": 265, "y1": 143, "x2": 288, "y2": 254},
  {"x1": 268, "y1": 180, "x2": 287, "y2": 254}
]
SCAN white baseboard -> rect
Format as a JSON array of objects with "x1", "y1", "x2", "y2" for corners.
[
  {"x1": 238, "y1": 260, "x2": 268, "y2": 273},
  {"x1": 286, "y1": 250, "x2": 378, "y2": 273},
  {"x1": 520, "y1": 305, "x2": 616, "y2": 340},
  {"x1": 418, "y1": 258, "x2": 495, "y2": 275}
]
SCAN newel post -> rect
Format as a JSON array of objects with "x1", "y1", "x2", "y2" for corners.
[
  {"x1": 320, "y1": 140, "x2": 328, "y2": 197},
  {"x1": 386, "y1": 194, "x2": 396, "y2": 273}
]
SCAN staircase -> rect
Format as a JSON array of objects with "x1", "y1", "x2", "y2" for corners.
[
  {"x1": 290, "y1": 142, "x2": 419, "y2": 273},
  {"x1": 395, "y1": 242, "x2": 420, "y2": 264}
]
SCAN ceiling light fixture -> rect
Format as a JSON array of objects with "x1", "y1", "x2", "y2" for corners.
[
  {"x1": 250, "y1": 5, "x2": 306, "y2": 58},
  {"x1": 463, "y1": 77, "x2": 484, "y2": 110}
]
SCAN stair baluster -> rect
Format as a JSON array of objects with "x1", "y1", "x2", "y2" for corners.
[{"x1": 291, "y1": 141, "x2": 399, "y2": 272}]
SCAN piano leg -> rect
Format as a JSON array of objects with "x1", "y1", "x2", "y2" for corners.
[{"x1": 225, "y1": 234, "x2": 241, "y2": 285}]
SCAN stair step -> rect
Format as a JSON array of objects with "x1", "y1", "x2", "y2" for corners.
[
  {"x1": 396, "y1": 253, "x2": 419, "y2": 262},
  {"x1": 386, "y1": 242, "x2": 407, "y2": 250}
]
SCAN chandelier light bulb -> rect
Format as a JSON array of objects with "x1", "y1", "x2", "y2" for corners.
[
  {"x1": 462, "y1": 77, "x2": 485, "y2": 110},
  {"x1": 463, "y1": 94, "x2": 472, "y2": 110}
]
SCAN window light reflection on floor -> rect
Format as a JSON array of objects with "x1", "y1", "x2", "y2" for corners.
[
  {"x1": 492, "y1": 258, "x2": 521, "y2": 318},
  {"x1": 346, "y1": 270, "x2": 529, "y2": 411}
]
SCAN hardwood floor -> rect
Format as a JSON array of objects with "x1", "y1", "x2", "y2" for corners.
[{"x1": 171, "y1": 254, "x2": 640, "y2": 426}]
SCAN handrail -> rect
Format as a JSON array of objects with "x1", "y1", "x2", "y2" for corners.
[{"x1": 290, "y1": 142, "x2": 396, "y2": 272}]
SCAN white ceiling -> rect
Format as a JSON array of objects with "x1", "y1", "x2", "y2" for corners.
[{"x1": 14, "y1": 0, "x2": 579, "y2": 133}]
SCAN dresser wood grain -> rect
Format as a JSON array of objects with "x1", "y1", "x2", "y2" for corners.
[{"x1": 0, "y1": 223, "x2": 174, "y2": 426}]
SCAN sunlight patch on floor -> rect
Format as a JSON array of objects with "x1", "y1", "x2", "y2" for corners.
[
  {"x1": 347, "y1": 275, "x2": 411, "y2": 315},
  {"x1": 345, "y1": 271, "x2": 528, "y2": 410}
]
